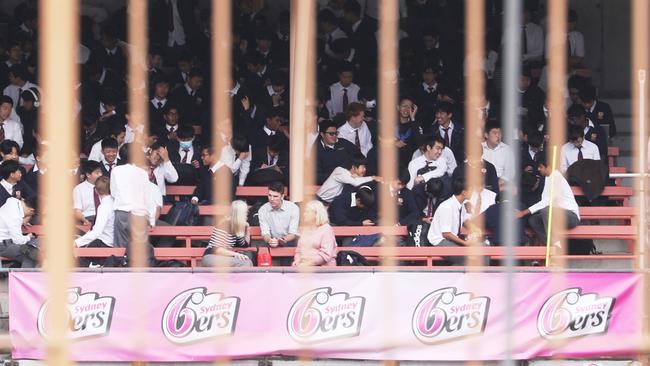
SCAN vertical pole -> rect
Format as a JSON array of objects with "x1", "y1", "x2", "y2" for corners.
[
  {"x1": 464, "y1": 0, "x2": 486, "y2": 269},
  {"x1": 39, "y1": 0, "x2": 78, "y2": 365},
  {"x1": 500, "y1": 0, "x2": 522, "y2": 363},
  {"x1": 632, "y1": 0, "x2": 650, "y2": 360},
  {"x1": 290, "y1": 0, "x2": 316, "y2": 203},
  {"x1": 378, "y1": 0, "x2": 398, "y2": 266},
  {"x1": 212, "y1": 0, "x2": 233, "y2": 230}
]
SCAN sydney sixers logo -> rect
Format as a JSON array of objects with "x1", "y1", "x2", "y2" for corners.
[{"x1": 287, "y1": 287, "x2": 365, "y2": 344}]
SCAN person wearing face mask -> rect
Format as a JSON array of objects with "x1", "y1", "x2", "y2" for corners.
[{"x1": 168, "y1": 126, "x2": 202, "y2": 184}]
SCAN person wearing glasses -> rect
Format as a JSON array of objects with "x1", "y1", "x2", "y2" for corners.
[{"x1": 315, "y1": 119, "x2": 360, "y2": 184}]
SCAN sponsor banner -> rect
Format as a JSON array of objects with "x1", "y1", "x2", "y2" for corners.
[{"x1": 9, "y1": 272, "x2": 642, "y2": 361}]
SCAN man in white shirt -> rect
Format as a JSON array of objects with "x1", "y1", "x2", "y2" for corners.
[
  {"x1": 73, "y1": 160, "x2": 104, "y2": 225},
  {"x1": 482, "y1": 123, "x2": 514, "y2": 184},
  {"x1": 88, "y1": 124, "x2": 125, "y2": 162},
  {"x1": 146, "y1": 143, "x2": 178, "y2": 196},
  {"x1": 567, "y1": 9, "x2": 585, "y2": 69},
  {"x1": 560, "y1": 125, "x2": 601, "y2": 173},
  {"x1": 521, "y1": 9, "x2": 544, "y2": 64},
  {"x1": 427, "y1": 177, "x2": 471, "y2": 265},
  {"x1": 407, "y1": 137, "x2": 448, "y2": 190},
  {"x1": 110, "y1": 144, "x2": 152, "y2": 248},
  {"x1": 3, "y1": 64, "x2": 39, "y2": 107},
  {"x1": 97, "y1": 138, "x2": 120, "y2": 177},
  {"x1": 517, "y1": 155, "x2": 581, "y2": 245},
  {"x1": 337, "y1": 102, "x2": 373, "y2": 157},
  {"x1": 0, "y1": 196, "x2": 38, "y2": 267},
  {"x1": 0, "y1": 96, "x2": 24, "y2": 148},
  {"x1": 75, "y1": 176, "x2": 114, "y2": 248},
  {"x1": 327, "y1": 64, "x2": 361, "y2": 118},
  {"x1": 317, "y1": 156, "x2": 381, "y2": 203}
]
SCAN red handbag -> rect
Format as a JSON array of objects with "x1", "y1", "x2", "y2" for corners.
[{"x1": 257, "y1": 246, "x2": 272, "y2": 267}]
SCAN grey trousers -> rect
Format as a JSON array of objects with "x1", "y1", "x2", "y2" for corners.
[
  {"x1": 436, "y1": 239, "x2": 465, "y2": 266},
  {"x1": 201, "y1": 254, "x2": 253, "y2": 267},
  {"x1": 113, "y1": 211, "x2": 149, "y2": 249},
  {"x1": 529, "y1": 207, "x2": 580, "y2": 245},
  {"x1": 0, "y1": 238, "x2": 39, "y2": 268}
]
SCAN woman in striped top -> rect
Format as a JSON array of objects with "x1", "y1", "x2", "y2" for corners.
[
  {"x1": 201, "y1": 200, "x2": 253, "y2": 267},
  {"x1": 293, "y1": 200, "x2": 337, "y2": 267}
]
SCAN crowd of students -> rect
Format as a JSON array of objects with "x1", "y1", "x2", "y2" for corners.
[{"x1": 0, "y1": 0, "x2": 619, "y2": 267}]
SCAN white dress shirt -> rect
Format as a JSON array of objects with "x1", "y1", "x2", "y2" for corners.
[
  {"x1": 406, "y1": 154, "x2": 447, "y2": 190},
  {"x1": 481, "y1": 141, "x2": 515, "y2": 181},
  {"x1": 522, "y1": 22, "x2": 544, "y2": 61},
  {"x1": 110, "y1": 163, "x2": 150, "y2": 215},
  {"x1": 427, "y1": 195, "x2": 468, "y2": 246},
  {"x1": 147, "y1": 181, "x2": 163, "y2": 227},
  {"x1": 327, "y1": 82, "x2": 360, "y2": 118},
  {"x1": 568, "y1": 30, "x2": 585, "y2": 58},
  {"x1": 323, "y1": 27, "x2": 347, "y2": 58},
  {"x1": 75, "y1": 196, "x2": 115, "y2": 247},
  {"x1": 560, "y1": 140, "x2": 600, "y2": 173},
  {"x1": 338, "y1": 121, "x2": 372, "y2": 157},
  {"x1": 438, "y1": 121, "x2": 457, "y2": 144},
  {"x1": 412, "y1": 148, "x2": 457, "y2": 176},
  {"x1": 316, "y1": 167, "x2": 374, "y2": 203},
  {"x1": 528, "y1": 170, "x2": 580, "y2": 219},
  {"x1": 0, "y1": 179, "x2": 14, "y2": 195},
  {"x1": 0, "y1": 198, "x2": 30, "y2": 244},
  {"x1": 167, "y1": 0, "x2": 187, "y2": 47},
  {"x1": 0, "y1": 119, "x2": 24, "y2": 148},
  {"x1": 210, "y1": 144, "x2": 252, "y2": 186},
  {"x1": 3, "y1": 81, "x2": 39, "y2": 107},
  {"x1": 73, "y1": 180, "x2": 97, "y2": 218},
  {"x1": 124, "y1": 123, "x2": 143, "y2": 144},
  {"x1": 177, "y1": 145, "x2": 195, "y2": 164},
  {"x1": 469, "y1": 189, "x2": 496, "y2": 215},
  {"x1": 151, "y1": 160, "x2": 179, "y2": 195},
  {"x1": 150, "y1": 97, "x2": 167, "y2": 111},
  {"x1": 88, "y1": 139, "x2": 122, "y2": 162}
]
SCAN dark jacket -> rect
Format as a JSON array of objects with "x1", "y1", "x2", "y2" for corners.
[
  {"x1": 586, "y1": 100, "x2": 616, "y2": 137},
  {"x1": 566, "y1": 159, "x2": 607, "y2": 203},
  {"x1": 329, "y1": 186, "x2": 377, "y2": 226},
  {"x1": 315, "y1": 137, "x2": 360, "y2": 184}
]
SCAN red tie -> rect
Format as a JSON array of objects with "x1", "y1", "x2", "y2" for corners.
[
  {"x1": 149, "y1": 169, "x2": 158, "y2": 185},
  {"x1": 577, "y1": 146, "x2": 584, "y2": 161},
  {"x1": 0, "y1": 123, "x2": 5, "y2": 143},
  {"x1": 92, "y1": 189, "x2": 101, "y2": 226},
  {"x1": 181, "y1": 149, "x2": 189, "y2": 163},
  {"x1": 107, "y1": 162, "x2": 113, "y2": 175},
  {"x1": 457, "y1": 206, "x2": 462, "y2": 237},
  {"x1": 427, "y1": 198, "x2": 434, "y2": 217},
  {"x1": 443, "y1": 127, "x2": 450, "y2": 147},
  {"x1": 342, "y1": 88, "x2": 349, "y2": 111}
]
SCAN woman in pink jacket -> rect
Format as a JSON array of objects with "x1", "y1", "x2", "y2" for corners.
[{"x1": 293, "y1": 200, "x2": 337, "y2": 266}]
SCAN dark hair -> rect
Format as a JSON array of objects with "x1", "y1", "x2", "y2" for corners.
[
  {"x1": 527, "y1": 130, "x2": 544, "y2": 148},
  {"x1": 188, "y1": 69, "x2": 204, "y2": 80},
  {"x1": 231, "y1": 135, "x2": 249, "y2": 153},
  {"x1": 356, "y1": 186, "x2": 375, "y2": 207},
  {"x1": 318, "y1": 119, "x2": 338, "y2": 133},
  {"x1": 202, "y1": 145, "x2": 215, "y2": 155},
  {"x1": 265, "y1": 107, "x2": 284, "y2": 120},
  {"x1": 152, "y1": 75, "x2": 170, "y2": 87},
  {"x1": 162, "y1": 103, "x2": 179, "y2": 115},
  {"x1": 343, "y1": 0, "x2": 362, "y2": 18},
  {"x1": 101, "y1": 137, "x2": 119, "y2": 151},
  {"x1": 567, "y1": 104, "x2": 587, "y2": 119},
  {"x1": 579, "y1": 84, "x2": 597, "y2": 103},
  {"x1": 268, "y1": 181, "x2": 285, "y2": 195},
  {"x1": 245, "y1": 52, "x2": 266, "y2": 66},
  {"x1": 176, "y1": 51, "x2": 193, "y2": 63},
  {"x1": 21, "y1": 87, "x2": 40, "y2": 103},
  {"x1": 338, "y1": 61, "x2": 355, "y2": 75},
  {"x1": 425, "y1": 178, "x2": 444, "y2": 197},
  {"x1": 0, "y1": 95, "x2": 14, "y2": 107},
  {"x1": 351, "y1": 155, "x2": 368, "y2": 169},
  {"x1": 83, "y1": 160, "x2": 103, "y2": 177},
  {"x1": 99, "y1": 88, "x2": 119, "y2": 106},
  {"x1": 255, "y1": 29, "x2": 274, "y2": 41},
  {"x1": 568, "y1": 9, "x2": 578, "y2": 23},
  {"x1": 318, "y1": 9, "x2": 338, "y2": 25},
  {"x1": 109, "y1": 123, "x2": 126, "y2": 137},
  {"x1": 437, "y1": 101, "x2": 454, "y2": 115},
  {"x1": 420, "y1": 62, "x2": 440, "y2": 74},
  {"x1": 8, "y1": 64, "x2": 29, "y2": 81},
  {"x1": 484, "y1": 121, "x2": 501, "y2": 134},
  {"x1": 535, "y1": 152, "x2": 548, "y2": 167},
  {"x1": 177, "y1": 126, "x2": 194, "y2": 140},
  {"x1": 0, "y1": 160, "x2": 20, "y2": 179},
  {"x1": 451, "y1": 176, "x2": 466, "y2": 196},
  {"x1": 269, "y1": 70, "x2": 287, "y2": 87},
  {"x1": 267, "y1": 135, "x2": 286, "y2": 153},
  {"x1": 521, "y1": 171, "x2": 539, "y2": 192},
  {"x1": 331, "y1": 38, "x2": 351, "y2": 54},
  {"x1": 568, "y1": 124, "x2": 584, "y2": 142},
  {"x1": 0, "y1": 140, "x2": 20, "y2": 156}
]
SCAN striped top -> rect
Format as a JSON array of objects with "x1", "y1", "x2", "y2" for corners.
[{"x1": 204, "y1": 226, "x2": 248, "y2": 255}]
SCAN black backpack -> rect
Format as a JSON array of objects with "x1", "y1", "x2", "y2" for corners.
[
  {"x1": 336, "y1": 251, "x2": 369, "y2": 266},
  {"x1": 164, "y1": 201, "x2": 199, "y2": 226}
]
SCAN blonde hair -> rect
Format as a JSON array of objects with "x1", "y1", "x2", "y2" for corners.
[
  {"x1": 305, "y1": 200, "x2": 329, "y2": 226},
  {"x1": 229, "y1": 200, "x2": 249, "y2": 237}
]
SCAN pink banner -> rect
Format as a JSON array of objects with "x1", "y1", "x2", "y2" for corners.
[{"x1": 9, "y1": 271, "x2": 642, "y2": 361}]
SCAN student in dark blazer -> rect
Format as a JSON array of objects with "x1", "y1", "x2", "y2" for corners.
[
  {"x1": 167, "y1": 126, "x2": 202, "y2": 184},
  {"x1": 0, "y1": 161, "x2": 35, "y2": 207},
  {"x1": 248, "y1": 135, "x2": 289, "y2": 185},
  {"x1": 433, "y1": 101, "x2": 464, "y2": 166},
  {"x1": 248, "y1": 108, "x2": 288, "y2": 164},
  {"x1": 329, "y1": 185, "x2": 378, "y2": 226},
  {"x1": 580, "y1": 84, "x2": 617, "y2": 138},
  {"x1": 315, "y1": 119, "x2": 361, "y2": 184},
  {"x1": 170, "y1": 69, "x2": 205, "y2": 124}
]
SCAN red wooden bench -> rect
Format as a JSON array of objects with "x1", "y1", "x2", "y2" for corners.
[
  {"x1": 608, "y1": 146, "x2": 619, "y2": 167},
  {"x1": 571, "y1": 186, "x2": 633, "y2": 206}
]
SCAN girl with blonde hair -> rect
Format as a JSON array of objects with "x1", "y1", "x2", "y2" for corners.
[{"x1": 201, "y1": 200, "x2": 253, "y2": 267}]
